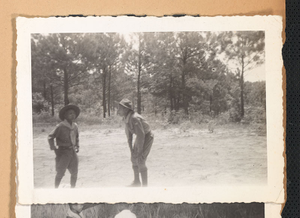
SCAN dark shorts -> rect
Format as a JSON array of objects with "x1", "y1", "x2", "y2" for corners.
[
  {"x1": 131, "y1": 131, "x2": 154, "y2": 172},
  {"x1": 55, "y1": 148, "x2": 78, "y2": 178}
]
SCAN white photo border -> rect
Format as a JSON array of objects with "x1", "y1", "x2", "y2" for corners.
[{"x1": 16, "y1": 16, "x2": 285, "y2": 204}]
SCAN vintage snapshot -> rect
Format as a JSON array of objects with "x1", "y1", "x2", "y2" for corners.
[
  {"x1": 16, "y1": 16, "x2": 284, "y2": 204},
  {"x1": 15, "y1": 202, "x2": 282, "y2": 218}
]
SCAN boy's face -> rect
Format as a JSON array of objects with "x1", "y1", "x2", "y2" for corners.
[
  {"x1": 117, "y1": 105, "x2": 128, "y2": 117},
  {"x1": 64, "y1": 109, "x2": 76, "y2": 122}
]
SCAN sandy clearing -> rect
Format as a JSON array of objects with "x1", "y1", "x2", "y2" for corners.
[{"x1": 33, "y1": 125, "x2": 267, "y2": 188}]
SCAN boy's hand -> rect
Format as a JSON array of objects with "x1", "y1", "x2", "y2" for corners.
[
  {"x1": 50, "y1": 145, "x2": 57, "y2": 150},
  {"x1": 75, "y1": 146, "x2": 79, "y2": 153}
]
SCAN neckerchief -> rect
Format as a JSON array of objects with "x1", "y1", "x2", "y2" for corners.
[{"x1": 62, "y1": 120, "x2": 77, "y2": 146}]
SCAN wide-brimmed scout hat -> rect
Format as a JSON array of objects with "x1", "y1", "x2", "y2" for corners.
[
  {"x1": 118, "y1": 98, "x2": 133, "y2": 111},
  {"x1": 59, "y1": 104, "x2": 80, "y2": 120}
]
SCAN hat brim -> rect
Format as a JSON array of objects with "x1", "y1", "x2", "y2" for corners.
[
  {"x1": 59, "y1": 105, "x2": 80, "y2": 120},
  {"x1": 118, "y1": 102, "x2": 133, "y2": 111}
]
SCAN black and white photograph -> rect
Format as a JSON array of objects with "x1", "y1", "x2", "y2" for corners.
[
  {"x1": 31, "y1": 30, "x2": 267, "y2": 189},
  {"x1": 15, "y1": 202, "x2": 281, "y2": 218},
  {"x1": 16, "y1": 16, "x2": 284, "y2": 204}
]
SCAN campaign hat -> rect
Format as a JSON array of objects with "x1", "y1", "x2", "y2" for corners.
[
  {"x1": 118, "y1": 98, "x2": 133, "y2": 111},
  {"x1": 59, "y1": 104, "x2": 80, "y2": 120}
]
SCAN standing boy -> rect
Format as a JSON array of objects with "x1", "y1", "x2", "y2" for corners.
[
  {"x1": 48, "y1": 104, "x2": 80, "y2": 188},
  {"x1": 117, "y1": 99, "x2": 154, "y2": 187}
]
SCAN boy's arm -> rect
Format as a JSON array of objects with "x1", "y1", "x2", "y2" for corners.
[
  {"x1": 48, "y1": 125, "x2": 60, "y2": 150},
  {"x1": 125, "y1": 125, "x2": 133, "y2": 153},
  {"x1": 132, "y1": 117, "x2": 145, "y2": 156},
  {"x1": 75, "y1": 125, "x2": 79, "y2": 153}
]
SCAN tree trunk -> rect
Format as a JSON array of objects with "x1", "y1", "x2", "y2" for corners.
[
  {"x1": 137, "y1": 36, "x2": 142, "y2": 114},
  {"x1": 102, "y1": 68, "x2": 107, "y2": 118},
  {"x1": 108, "y1": 65, "x2": 112, "y2": 117},
  {"x1": 112, "y1": 93, "x2": 115, "y2": 112},
  {"x1": 131, "y1": 94, "x2": 135, "y2": 111},
  {"x1": 43, "y1": 80, "x2": 47, "y2": 100},
  {"x1": 181, "y1": 57, "x2": 188, "y2": 115},
  {"x1": 209, "y1": 94, "x2": 213, "y2": 113},
  {"x1": 240, "y1": 56, "x2": 245, "y2": 118},
  {"x1": 169, "y1": 74, "x2": 174, "y2": 111},
  {"x1": 175, "y1": 97, "x2": 180, "y2": 111},
  {"x1": 50, "y1": 84, "x2": 54, "y2": 116},
  {"x1": 154, "y1": 98, "x2": 157, "y2": 116},
  {"x1": 63, "y1": 68, "x2": 69, "y2": 106}
]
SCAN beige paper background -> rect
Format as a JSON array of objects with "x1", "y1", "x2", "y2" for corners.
[{"x1": 1, "y1": 0, "x2": 285, "y2": 217}]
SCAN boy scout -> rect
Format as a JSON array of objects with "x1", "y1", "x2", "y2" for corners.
[
  {"x1": 117, "y1": 99, "x2": 154, "y2": 187},
  {"x1": 48, "y1": 104, "x2": 80, "y2": 188}
]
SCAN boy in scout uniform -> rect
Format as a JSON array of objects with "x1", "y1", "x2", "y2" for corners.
[
  {"x1": 48, "y1": 104, "x2": 80, "y2": 188},
  {"x1": 117, "y1": 99, "x2": 154, "y2": 187}
]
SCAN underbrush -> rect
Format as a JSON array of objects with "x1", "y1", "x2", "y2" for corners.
[
  {"x1": 32, "y1": 109, "x2": 266, "y2": 135},
  {"x1": 32, "y1": 111, "x2": 60, "y2": 124},
  {"x1": 32, "y1": 111, "x2": 122, "y2": 129}
]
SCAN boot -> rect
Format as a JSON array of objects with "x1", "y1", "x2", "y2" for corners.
[
  {"x1": 127, "y1": 166, "x2": 141, "y2": 187},
  {"x1": 141, "y1": 170, "x2": 148, "y2": 187},
  {"x1": 55, "y1": 175, "x2": 62, "y2": 188}
]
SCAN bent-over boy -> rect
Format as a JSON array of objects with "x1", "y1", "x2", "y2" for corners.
[{"x1": 117, "y1": 98, "x2": 154, "y2": 187}]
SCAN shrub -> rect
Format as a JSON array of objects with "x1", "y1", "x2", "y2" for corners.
[
  {"x1": 76, "y1": 113, "x2": 102, "y2": 126},
  {"x1": 229, "y1": 108, "x2": 242, "y2": 122},
  {"x1": 189, "y1": 111, "x2": 211, "y2": 124},
  {"x1": 101, "y1": 115, "x2": 123, "y2": 128},
  {"x1": 32, "y1": 92, "x2": 50, "y2": 114},
  {"x1": 167, "y1": 109, "x2": 188, "y2": 124},
  {"x1": 179, "y1": 120, "x2": 193, "y2": 132},
  {"x1": 242, "y1": 106, "x2": 266, "y2": 124},
  {"x1": 32, "y1": 110, "x2": 58, "y2": 124},
  {"x1": 215, "y1": 111, "x2": 230, "y2": 125}
]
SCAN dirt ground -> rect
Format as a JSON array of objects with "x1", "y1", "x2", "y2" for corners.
[{"x1": 33, "y1": 124, "x2": 267, "y2": 188}]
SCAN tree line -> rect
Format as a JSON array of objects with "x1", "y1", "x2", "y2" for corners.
[{"x1": 31, "y1": 31, "x2": 265, "y2": 122}]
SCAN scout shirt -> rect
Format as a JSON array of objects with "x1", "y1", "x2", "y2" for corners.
[
  {"x1": 48, "y1": 120, "x2": 79, "y2": 150},
  {"x1": 125, "y1": 111, "x2": 151, "y2": 155}
]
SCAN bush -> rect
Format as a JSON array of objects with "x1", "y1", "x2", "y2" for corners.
[
  {"x1": 32, "y1": 110, "x2": 122, "y2": 127},
  {"x1": 76, "y1": 113, "x2": 102, "y2": 126},
  {"x1": 101, "y1": 115, "x2": 123, "y2": 127},
  {"x1": 215, "y1": 111, "x2": 230, "y2": 125},
  {"x1": 32, "y1": 92, "x2": 50, "y2": 114},
  {"x1": 189, "y1": 111, "x2": 211, "y2": 124},
  {"x1": 77, "y1": 113, "x2": 122, "y2": 127},
  {"x1": 32, "y1": 110, "x2": 58, "y2": 124},
  {"x1": 242, "y1": 106, "x2": 266, "y2": 124},
  {"x1": 167, "y1": 109, "x2": 188, "y2": 124},
  {"x1": 229, "y1": 108, "x2": 242, "y2": 122},
  {"x1": 179, "y1": 120, "x2": 193, "y2": 132}
]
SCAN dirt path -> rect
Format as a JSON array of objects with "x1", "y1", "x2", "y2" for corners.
[{"x1": 33, "y1": 125, "x2": 267, "y2": 188}]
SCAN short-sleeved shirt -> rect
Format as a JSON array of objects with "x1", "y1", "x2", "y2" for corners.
[
  {"x1": 124, "y1": 111, "x2": 151, "y2": 148},
  {"x1": 48, "y1": 120, "x2": 79, "y2": 149}
]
